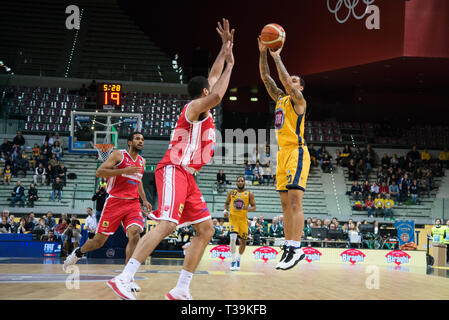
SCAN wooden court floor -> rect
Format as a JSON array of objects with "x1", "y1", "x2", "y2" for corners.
[{"x1": 0, "y1": 257, "x2": 448, "y2": 300}]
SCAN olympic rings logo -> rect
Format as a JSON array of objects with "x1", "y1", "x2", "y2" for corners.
[{"x1": 327, "y1": 0, "x2": 376, "y2": 24}]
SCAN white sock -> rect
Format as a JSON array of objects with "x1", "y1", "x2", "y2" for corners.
[
  {"x1": 236, "y1": 253, "x2": 241, "y2": 261},
  {"x1": 122, "y1": 258, "x2": 141, "y2": 280},
  {"x1": 286, "y1": 240, "x2": 301, "y2": 248},
  {"x1": 176, "y1": 269, "x2": 193, "y2": 291}
]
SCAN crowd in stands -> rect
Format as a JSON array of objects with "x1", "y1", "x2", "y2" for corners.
[
  {"x1": 334, "y1": 144, "x2": 448, "y2": 219},
  {"x1": 1, "y1": 131, "x2": 68, "y2": 207}
]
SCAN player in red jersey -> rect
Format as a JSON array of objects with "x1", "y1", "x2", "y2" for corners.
[
  {"x1": 63, "y1": 132, "x2": 152, "y2": 291},
  {"x1": 108, "y1": 18, "x2": 235, "y2": 300}
]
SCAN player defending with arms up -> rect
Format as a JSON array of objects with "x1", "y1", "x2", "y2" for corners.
[
  {"x1": 224, "y1": 176, "x2": 256, "y2": 271},
  {"x1": 108, "y1": 19, "x2": 235, "y2": 300},
  {"x1": 63, "y1": 132, "x2": 152, "y2": 291},
  {"x1": 258, "y1": 37, "x2": 309, "y2": 270}
]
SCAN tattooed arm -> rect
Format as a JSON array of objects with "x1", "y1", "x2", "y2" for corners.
[
  {"x1": 258, "y1": 37, "x2": 285, "y2": 102},
  {"x1": 269, "y1": 46, "x2": 306, "y2": 114}
]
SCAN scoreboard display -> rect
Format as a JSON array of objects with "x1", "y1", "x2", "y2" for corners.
[{"x1": 97, "y1": 83, "x2": 122, "y2": 110}]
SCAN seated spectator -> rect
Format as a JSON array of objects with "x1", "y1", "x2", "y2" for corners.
[
  {"x1": 347, "y1": 158, "x2": 358, "y2": 181},
  {"x1": 352, "y1": 146, "x2": 363, "y2": 163},
  {"x1": 350, "y1": 181, "x2": 362, "y2": 200},
  {"x1": 52, "y1": 141, "x2": 63, "y2": 161},
  {"x1": 323, "y1": 219, "x2": 331, "y2": 230},
  {"x1": 8, "y1": 214, "x2": 18, "y2": 233},
  {"x1": 409, "y1": 179, "x2": 420, "y2": 205},
  {"x1": 27, "y1": 183, "x2": 39, "y2": 208},
  {"x1": 309, "y1": 144, "x2": 318, "y2": 167},
  {"x1": 399, "y1": 153, "x2": 411, "y2": 170},
  {"x1": 383, "y1": 194, "x2": 395, "y2": 220},
  {"x1": 42, "y1": 230, "x2": 57, "y2": 242},
  {"x1": 399, "y1": 176, "x2": 410, "y2": 203},
  {"x1": 37, "y1": 154, "x2": 48, "y2": 168},
  {"x1": 43, "y1": 134, "x2": 54, "y2": 148},
  {"x1": 13, "y1": 131, "x2": 25, "y2": 152},
  {"x1": 250, "y1": 221, "x2": 266, "y2": 245},
  {"x1": 30, "y1": 144, "x2": 40, "y2": 170},
  {"x1": 178, "y1": 225, "x2": 194, "y2": 243},
  {"x1": 263, "y1": 161, "x2": 273, "y2": 185},
  {"x1": 216, "y1": 169, "x2": 227, "y2": 192},
  {"x1": 49, "y1": 153, "x2": 59, "y2": 168},
  {"x1": 46, "y1": 164, "x2": 57, "y2": 185},
  {"x1": 370, "y1": 181, "x2": 379, "y2": 198},
  {"x1": 320, "y1": 153, "x2": 332, "y2": 173},
  {"x1": 340, "y1": 145, "x2": 352, "y2": 167},
  {"x1": 374, "y1": 195, "x2": 384, "y2": 218},
  {"x1": 268, "y1": 217, "x2": 284, "y2": 238},
  {"x1": 365, "y1": 195, "x2": 374, "y2": 218},
  {"x1": 3, "y1": 164, "x2": 12, "y2": 185},
  {"x1": 335, "y1": 149, "x2": 342, "y2": 166},
  {"x1": 0, "y1": 217, "x2": 10, "y2": 233},
  {"x1": 10, "y1": 180, "x2": 25, "y2": 207},
  {"x1": 407, "y1": 145, "x2": 420, "y2": 165},
  {"x1": 389, "y1": 180, "x2": 400, "y2": 203},
  {"x1": 57, "y1": 163, "x2": 67, "y2": 186},
  {"x1": 249, "y1": 147, "x2": 259, "y2": 168},
  {"x1": 361, "y1": 180, "x2": 371, "y2": 200},
  {"x1": 32, "y1": 218, "x2": 49, "y2": 240},
  {"x1": 260, "y1": 145, "x2": 272, "y2": 166},
  {"x1": 244, "y1": 162, "x2": 254, "y2": 182},
  {"x1": 51, "y1": 177, "x2": 63, "y2": 202},
  {"x1": 213, "y1": 218, "x2": 228, "y2": 244},
  {"x1": 63, "y1": 221, "x2": 81, "y2": 254},
  {"x1": 253, "y1": 162, "x2": 263, "y2": 185},
  {"x1": 11, "y1": 144, "x2": 21, "y2": 162},
  {"x1": 54, "y1": 218, "x2": 68, "y2": 241},
  {"x1": 17, "y1": 217, "x2": 29, "y2": 234},
  {"x1": 0, "y1": 138, "x2": 12, "y2": 160},
  {"x1": 45, "y1": 211, "x2": 56, "y2": 231},
  {"x1": 41, "y1": 141, "x2": 52, "y2": 161},
  {"x1": 28, "y1": 212, "x2": 39, "y2": 227},
  {"x1": 356, "y1": 159, "x2": 367, "y2": 181},
  {"x1": 69, "y1": 214, "x2": 81, "y2": 227},
  {"x1": 13, "y1": 153, "x2": 27, "y2": 178},
  {"x1": 33, "y1": 163, "x2": 46, "y2": 185},
  {"x1": 278, "y1": 215, "x2": 284, "y2": 229},
  {"x1": 379, "y1": 181, "x2": 389, "y2": 197},
  {"x1": 381, "y1": 153, "x2": 391, "y2": 170}
]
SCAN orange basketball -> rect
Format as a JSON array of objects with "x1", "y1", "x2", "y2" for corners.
[{"x1": 260, "y1": 23, "x2": 286, "y2": 50}]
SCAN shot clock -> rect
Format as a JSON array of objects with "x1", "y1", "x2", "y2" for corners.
[{"x1": 97, "y1": 83, "x2": 122, "y2": 110}]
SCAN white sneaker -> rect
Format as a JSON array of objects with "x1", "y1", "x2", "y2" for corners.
[
  {"x1": 131, "y1": 280, "x2": 141, "y2": 292},
  {"x1": 62, "y1": 247, "x2": 81, "y2": 272},
  {"x1": 165, "y1": 287, "x2": 193, "y2": 300},
  {"x1": 235, "y1": 260, "x2": 240, "y2": 271},
  {"x1": 107, "y1": 274, "x2": 136, "y2": 300},
  {"x1": 230, "y1": 260, "x2": 237, "y2": 271},
  {"x1": 276, "y1": 247, "x2": 305, "y2": 270}
]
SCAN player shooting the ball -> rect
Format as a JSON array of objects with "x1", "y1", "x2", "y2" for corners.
[{"x1": 258, "y1": 35, "x2": 309, "y2": 270}]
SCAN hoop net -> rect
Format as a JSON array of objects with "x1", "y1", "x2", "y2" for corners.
[{"x1": 95, "y1": 144, "x2": 114, "y2": 162}]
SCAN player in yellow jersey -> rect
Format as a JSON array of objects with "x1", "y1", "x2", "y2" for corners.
[
  {"x1": 258, "y1": 37, "x2": 309, "y2": 270},
  {"x1": 224, "y1": 176, "x2": 256, "y2": 271}
]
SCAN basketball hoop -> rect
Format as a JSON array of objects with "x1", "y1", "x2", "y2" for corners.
[{"x1": 95, "y1": 144, "x2": 114, "y2": 162}]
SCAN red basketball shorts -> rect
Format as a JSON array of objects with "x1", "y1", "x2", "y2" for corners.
[
  {"x1": 96, "y1": 197, "x2": 144, "y2": 236},
  {"x1": 150, "y1": 165, "x2": 211, "y2": 227}
]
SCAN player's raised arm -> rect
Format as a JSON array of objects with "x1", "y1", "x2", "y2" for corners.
[
  {"x1": 188, "y1": 40, "x2": 234, "y2": 119},
  {"x1": 269, "y1": 45, "x2": 306, "y2": 113},
  {"x1": 95, "y1": 150, "x2": 140, "y2": 178},
  {"x1": 209, "y1": 18, "x2": 235, "y2": 90},
  {"x1": 258, "y1": 37, "x2": 285, "y2": 102}
]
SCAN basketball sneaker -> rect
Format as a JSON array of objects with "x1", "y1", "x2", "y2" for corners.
[
  {"x1": 107, "y1": 274, "x2": 136, "y2": 300},
  {"x1": 131, "y1": 280, "x2": 141, "y2": 292},
  {"x1": 275, "y1": 244, "x2": 289, "y2": 269},
  {"x1": 62, "y1": 247, "x2": 83, "y2": 271},
  {"x1": 276, "y1": 246, "x2": 305, "y2": 270},
  {"x1": 165, "y1": 287, "x2": 193, "y2": 300},
  {"x1": 230, "y1": 260, "x2": 237, "y2": 271},
  {"x1": 235, "y1": 260, "x2": 240, "y2": 271}
]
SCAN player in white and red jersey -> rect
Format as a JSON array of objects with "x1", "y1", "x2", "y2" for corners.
[
  {"x1": 63, "y1": 132, "x2": 152, "y2": 291},
  {"x1": 108, "y1": 18, "x2": 235, "y2": 300}
]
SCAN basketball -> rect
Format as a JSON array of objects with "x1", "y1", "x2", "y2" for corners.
[{"x1": 260, "y1": 23, "x2": 286, "y2": 50}]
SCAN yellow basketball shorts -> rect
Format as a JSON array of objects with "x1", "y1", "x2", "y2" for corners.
[
  {"x1": 229, "y1": 216, "x2": 249, "y2": 240},
  {"x1": 276, "y1": 145, "x2": 310, "y2": 192}
]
